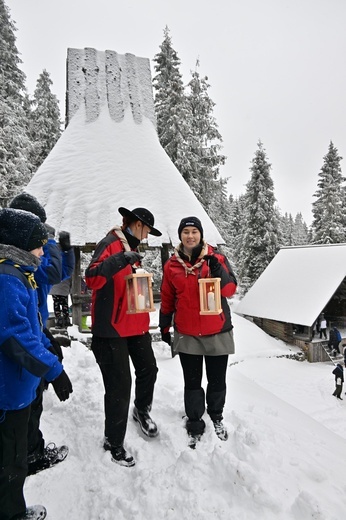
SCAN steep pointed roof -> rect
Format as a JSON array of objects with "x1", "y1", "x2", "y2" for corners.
[
  {"x1": 235, "y1": 244, "x2": 346, "y2": 326},
  {"x1": 26, "y1": 48, "x2": 224, "y2": 248}
]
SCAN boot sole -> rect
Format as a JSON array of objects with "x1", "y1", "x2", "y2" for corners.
[{"x1": 111, "y1": 455, "x2": 136, "y2": 467}]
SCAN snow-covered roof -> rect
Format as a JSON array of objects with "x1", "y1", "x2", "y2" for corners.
[
  {"x1": 25, "y1": 48, "x2": 224, "y2": 248},
  {"x1": 235, "y1": 244, "x2": 346, "y2": 326}
]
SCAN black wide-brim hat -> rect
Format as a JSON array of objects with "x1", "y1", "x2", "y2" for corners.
[{"x1": 118, "y1": 207, "x2": 162, "y2": 237}]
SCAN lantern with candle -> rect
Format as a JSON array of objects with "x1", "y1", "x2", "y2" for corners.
[
  {"x1": 124, "y1": 269, "x2": 156, "y2": 314},
  {"x1": 198, "y1": 277, "x2": 222, "y2": 315}
]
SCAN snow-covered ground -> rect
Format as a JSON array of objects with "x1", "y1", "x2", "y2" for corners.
[{"x1": 25, "y1": 303, "x2": 346, "y2": 520}]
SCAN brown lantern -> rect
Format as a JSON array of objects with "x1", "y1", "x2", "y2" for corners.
[
  {"x1": 124, "y1": 269, "x2": 155, "y2": 314},
  {"x1": 198, "y1": 277, "x2": 222, "y2": 315}
]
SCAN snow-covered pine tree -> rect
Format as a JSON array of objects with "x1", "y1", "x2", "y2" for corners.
[
  {"x1": 280, "y1": 212, "x2": 294, "y2": 246},
  {"x1": 185, "y1": 60, "x2": 226, "y2": 212},
  {"x1": 207, "y1": 176, "x2": 232, "y2": 255},
  {"x1": 0, "y1": 0, "x2": 33, "y2": 204},
  {"x1": 227, "y1": 194, "x2": 247, "y2": 278},
  {"x1": 240, "y1": 141, "x2": 280, "y2": 288},
  {"x1": 292, "y1": 212, "x2": 309, "y2": 245},
  {"x1": 29, "y1": 69, "x2": 62, "y2": 172},
  {"x1": 311, "y1": 141, "x2": 345, "y2": 244},
  {"x1": 153, "y1": 27, "x2": 192, "y2": 182}
]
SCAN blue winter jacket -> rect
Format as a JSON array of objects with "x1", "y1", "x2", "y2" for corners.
[
  {"x1": 35, "y1": 238, "x2": 75, "y2": 327},
  {"x1": 0, "y1": 251, "x2": 63, "y2": 411}
]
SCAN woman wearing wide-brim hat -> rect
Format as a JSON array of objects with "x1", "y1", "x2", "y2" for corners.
[{"x1": 85, "y1": 206, "x2": 161, "y2": 467}]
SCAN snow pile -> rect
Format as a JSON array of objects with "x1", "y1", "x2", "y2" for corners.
[{"x1": 24, "y1": 310, "x2": 346, "y2": 520}]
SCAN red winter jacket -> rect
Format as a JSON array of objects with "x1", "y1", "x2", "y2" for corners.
[
  {"x1": 85, "y1": 231, "x2": 149, "y2": 338},
  {"x1": 160, "y1": 243, "x2": 237, "y2": 337}
]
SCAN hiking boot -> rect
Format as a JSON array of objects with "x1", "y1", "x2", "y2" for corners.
[
  {"x1": 14, "y1": 505, "x2": 47, "y2": 519},
  {"x1": 27, "y1": 443, "x2": 69, "y2": 475},
  {"x1": 133, "y1": 407, "x2": 158, "y2": 438},
  {"x1": 104, "y1": 442, "x2": 135, "y2": 467},
  {"x1": 188, "y1": 432, "x2": 202, "y2": 449},
  {"x1": 213, "y1": 419, "x2": 228, "y2": 441}
]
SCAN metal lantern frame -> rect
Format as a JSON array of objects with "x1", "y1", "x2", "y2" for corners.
[
  {"x1": 198, "y1": 277, "x2": 222, "y2": 315},
  {"x1": 124, "y1": 271, "x2": 155, "y2": 314}
]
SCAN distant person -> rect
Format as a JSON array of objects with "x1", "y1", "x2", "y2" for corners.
[
  {"x1": 332, "y1": 363, "x2": 344, "y2": 400},
  {"x1": 328, "y1": 325, "x2": 341, "y2": 355},
  {"x1": 0, "y1": 208, "x2": 71, "y2": 520},
  {"x1": 319, "y1": 315, "x2": 327, "y2": 339},
  {"x1": 85, "y1": 207, "x2": 161, "y2": 467},
  {"x1": 343, "y1": 344, "x2": 346, "y2": 368},
  {"x1": 159, "y1": 217, "x2": 237, "y2": 448}
]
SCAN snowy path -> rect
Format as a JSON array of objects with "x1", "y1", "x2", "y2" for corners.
[{"x1": 24, "y1": 315, "x2": 346, "y2": 520}]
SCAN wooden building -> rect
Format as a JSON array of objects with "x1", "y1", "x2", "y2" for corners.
[{"x1": 235, "y1": 244, "x2": 346, "y2": 362}]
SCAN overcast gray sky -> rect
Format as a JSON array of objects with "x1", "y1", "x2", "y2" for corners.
[{"x1": 7, "y1": 0, "x2": 346, "y2": 225}]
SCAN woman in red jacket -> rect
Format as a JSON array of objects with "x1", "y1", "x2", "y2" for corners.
[
  {"x1": 160, "y1": 217, "x2": 237, "y2": 447},
  {"x1": 85, "y1": 207, "x2": 161, "y2": 467}
]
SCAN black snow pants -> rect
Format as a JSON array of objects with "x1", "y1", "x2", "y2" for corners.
[
  {"x1": 91, "y1": 333, "x2": 158, "y2": 448},
  {"x1": 0, "y1": 406, "x2": 30, "y2": 520},
  {"x1": 179, "y1": 352, "x2": 228, "y2": 435}
]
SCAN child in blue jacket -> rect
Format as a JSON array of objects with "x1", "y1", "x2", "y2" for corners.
[
  {"x1": 9, "y1": 192, "x2": 75, "y2": 475},
  {"x1": 0, "y1": 208, "x2": 72, "y2": 520}
]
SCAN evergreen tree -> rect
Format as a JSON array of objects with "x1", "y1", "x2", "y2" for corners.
[
  {"x1": 292, "y1": 212, "x2": 309, "y2": 245},
  {"x1": 227, "y1": 194, "x2": 247, "y2": 276},
  {"x1": 311, "y1": 141, "x2": 345, "y2": 244},
  {"x1": 208, "y1": 177, "x2": 232, "y2": 254},
  {"x1": 0, "y1": 0, "x2": 32, "y2": 203},
  {"x1": 153, "y1": 26, "x2": 192, "y2": 181},
  {"x1": 240, "y1": 141, "x2": 280, "y2": 288},
  {"x1": 280, "y1": 212, "x2": 294, "y2": 246},
  {"x1": 29, "y1": 69, "x2": 62, "y2": 171},
  {"x1": 185, "y1": 60, "x2": 226, "y2": 212}
]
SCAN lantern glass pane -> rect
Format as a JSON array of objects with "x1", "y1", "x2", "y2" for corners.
[
  {"x1": 137, "y1": 277, "x2": 149, "y2": 310},
  {"x1": 206, "y1": 282, "x2": 216, "y2": 311},
  {"x1": 127, "y1": 278, "x2": 136, "y2": 312}
]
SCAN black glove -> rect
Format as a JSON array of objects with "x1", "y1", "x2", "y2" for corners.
[
  {"x1": 203, "y1": 254, "x2": 220, "y2": 271},
  {"x1": 51, "y1": 370, "x2": 73, "y2": 402},
  {"x1": 59, "y1": 231, "x2": 72, "y2": 251},
  {"x1": 124, "y1": 251, "x2": 142, "y2": 265},
  {"x1": 44, "y1": 327, "x2": 64, "y2": 362},
  {"x1": 48, "y1": 342, "x2": 63, "y2": 363},
  {"x1": 160, "y1": 330, "x2": 171, "y2": 346}
]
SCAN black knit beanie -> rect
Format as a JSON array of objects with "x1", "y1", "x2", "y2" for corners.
[
  {"x1": 178, "y1": 216, "x2": 204, "y2": 240},
  {"x1": 0, "y1": 208, "x2": 48, "y2": 251},
  {"x1": 9, "y1": 192, "x2": 47, "y2": 223}
]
